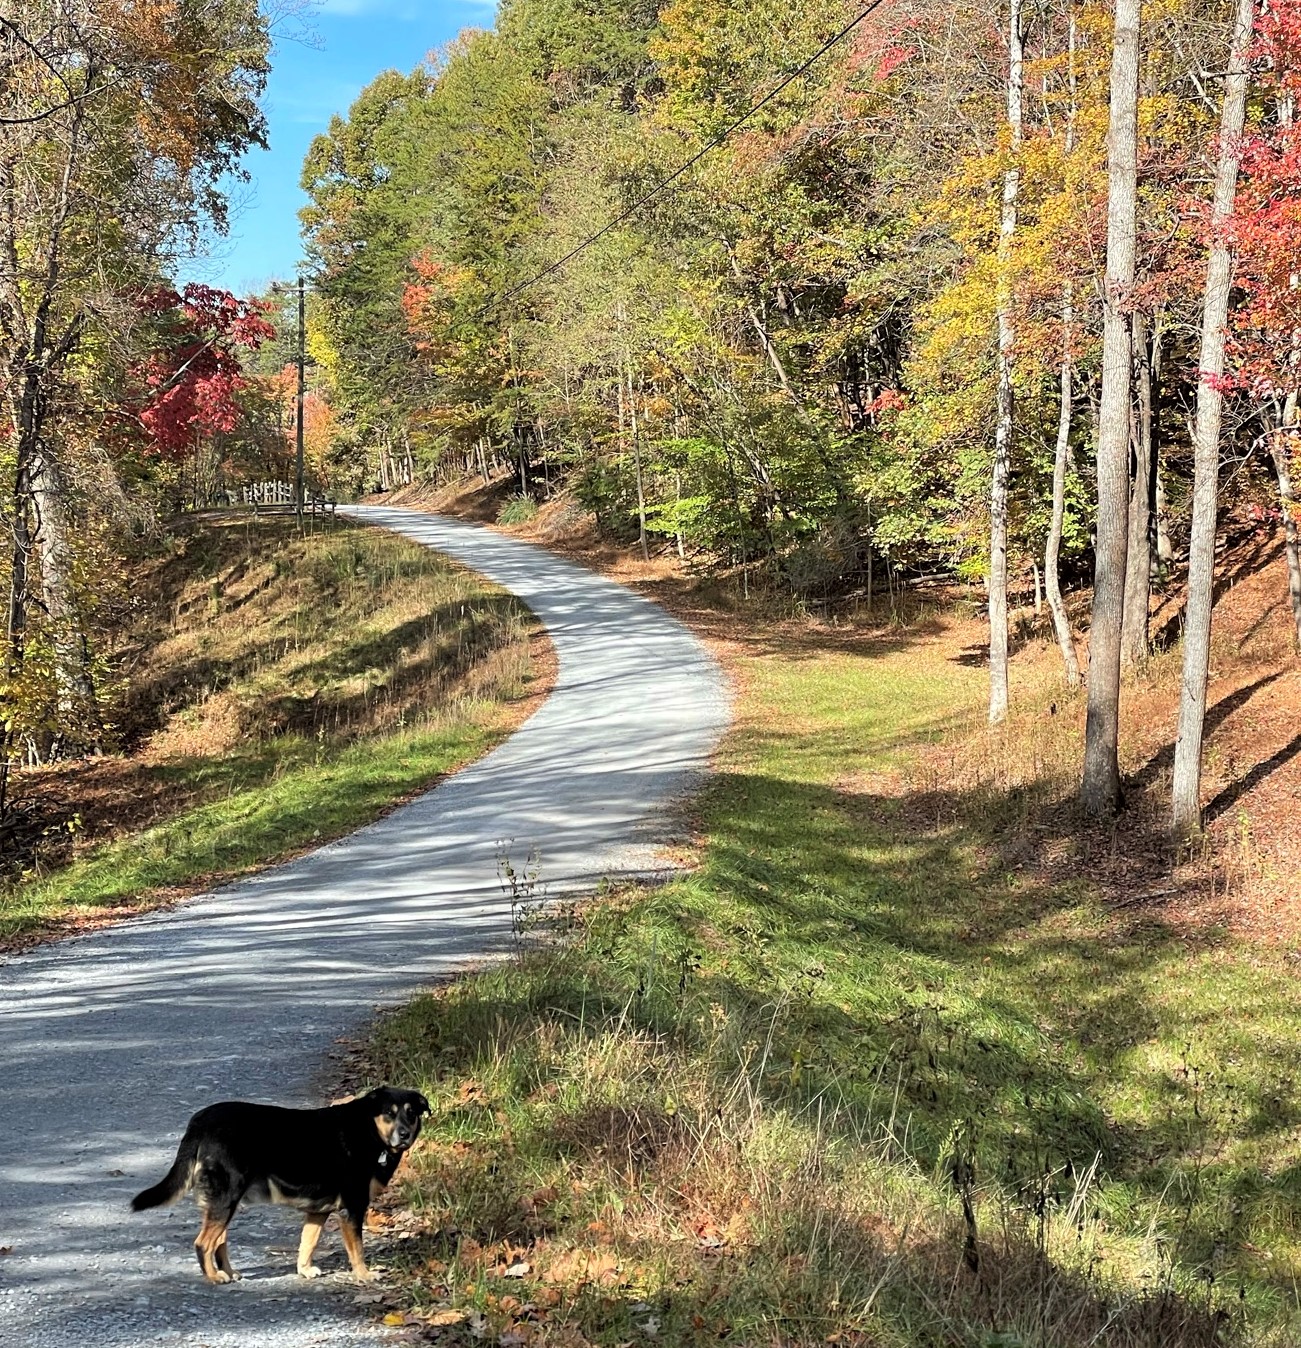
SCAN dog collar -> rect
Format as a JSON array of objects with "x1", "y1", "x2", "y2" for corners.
[{"x1": 378, "y1": 1149, "x2": 392, "y2": 1168}]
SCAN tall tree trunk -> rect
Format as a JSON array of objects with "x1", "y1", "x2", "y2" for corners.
[
  {"x1": 1154, "y1": 462, "x2": 1174, "y2": 568},
  {"x1": 1044, "y1": 10, "x2": 1082, "y2": 691},
  {"x1": 1147, "y1": 328, "x2": 1168, "y2": 582},
  {"x1": 1270, "y1": 390, "x2": 1301, "y2": 649},
  {"x1": 6, "y1": 464, "x2": 30, "y2": 680},
  {"x1": 1121, "y1": 311, "x2": 1153, "y2": 664},
  {"x1": 538, "y1": 419, "x2": 551, "y2": 499},
  {"x1": 989, "y1": 0, "x2": 1024, "y2": 725},
  {"x1": 628, "y1": 366, "x2": 649, "y2": 562},
  {"x1": 1046, "y1": 286, "x2": 1082, "y2": 687},
  {"x1": 1080, "y1": 0, "x2": 1140, "y2": 816},
  {"x1": 1, "y1": 461, "x2": 31, "y2": 815},
  {"x1": 28, "y1": 440, "x2": 99, "y2": 747},
  {"x1": 1170, "y1": 0, "x2": 1254, "y2": 837},
  {"x1": 1270, "y1": 90, "x2": 1301, "y2": 648}
]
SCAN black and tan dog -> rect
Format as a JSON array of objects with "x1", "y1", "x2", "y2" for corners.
[{"x1": 130, "y1": 1086, "x2": 429, "y2": 1283}]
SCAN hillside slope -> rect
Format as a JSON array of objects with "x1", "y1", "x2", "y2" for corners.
[
  {"x1": 3, "y1": 514, "x2": 549, "y2": 946},
  {"x1": 358, "y1": 477, "x2": 1301, "y2": 1347}
]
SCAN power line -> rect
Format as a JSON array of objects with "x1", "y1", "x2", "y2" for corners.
[{"x1": 490, "y1": 0, "x2": 888, "y2": 312}]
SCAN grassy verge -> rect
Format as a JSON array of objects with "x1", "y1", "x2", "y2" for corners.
[
  {"x1": 2, "y1": 515, "x2": 545, "y2": 945},
  {"x1": 366, "y1": 622, "x2": 1301, "y2": 1347}
]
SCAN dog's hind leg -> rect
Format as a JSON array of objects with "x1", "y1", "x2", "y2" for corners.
[
  {"x1": 297, "y1": 1211, "x2": 329, "y2": 1279},
  {"x1": 214, "y1": 1238, "x2": 241, "y2": 1282},
  {"x1": 338, "y1": 1207, "x2": 372, "y2": 1281},
  {"x1": 194, "y1": 1205, "x2": 239, "y2": 1284}
]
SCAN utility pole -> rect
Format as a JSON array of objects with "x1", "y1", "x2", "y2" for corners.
[{"x1": 295, "y1": 274, "x2": 306, "y2": 529}]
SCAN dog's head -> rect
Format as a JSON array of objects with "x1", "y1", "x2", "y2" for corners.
[{"x1": 365, "y1": 1086, "x2": 431, "y2": 1152}]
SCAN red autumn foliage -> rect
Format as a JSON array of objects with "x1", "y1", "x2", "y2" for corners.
[
  {"x1": 401, "y1": 251, "x2": 468, "y2": 353},
  {"x1": 845, "y1": 9, "x2": 917, "y2": 83},
  {"x1": 1228, "y1": 0, "x2": 1301, "y2": 397},
  {"x1": 135, "y1": 283, "x2": 274, "y2": 455}
]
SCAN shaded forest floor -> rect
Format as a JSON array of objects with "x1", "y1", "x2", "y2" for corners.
[
  {"x1": 354, "y1": 474, "x2": 1301, "y2": 1347},
  {"x1": 1, "y1": 513, "x2": 551, "y2": 949}
]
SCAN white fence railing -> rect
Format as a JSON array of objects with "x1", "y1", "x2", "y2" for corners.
[
  {"x1": 241, "y1": 480, "x2": 295, "y2": 506},
  {"x1": 232, "y1": 481, "x2": 337, "y2": 515}
]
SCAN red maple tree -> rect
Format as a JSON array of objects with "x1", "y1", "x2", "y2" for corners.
[
  {"x1": 1229, "y1": 2, "x2": 1301, "y2": 397},
  {"x1": 135, "y1": 283, "x2": 275, "y2": 456}
]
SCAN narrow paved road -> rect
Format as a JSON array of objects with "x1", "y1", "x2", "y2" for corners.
[{"x1": 0, "y1": 508, "x2": 728, "y2": 1348}]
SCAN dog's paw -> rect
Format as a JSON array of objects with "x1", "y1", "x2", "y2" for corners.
[
  {"x1": 297, "y1": 1265, "x2": 323, "y2": 1280},
  {"x1": 207, "y1": 1271, "x2": 234, "y2": 1285},
  {"x1": 349, "y1": 1267, "x2": 376, "y2": 1283}
]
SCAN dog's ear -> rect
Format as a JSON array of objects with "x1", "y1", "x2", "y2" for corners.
[{"x1": 417, "y1": 1093, "x2": 431, "y2": 1117}]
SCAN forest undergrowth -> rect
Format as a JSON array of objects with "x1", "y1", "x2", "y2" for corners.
[
  {"x1": 0, "y1": 514, "x2": 547, "y2": 949},
  {"x1": 359, "y1": 484, "x2": 1301, "y2": 1348}
]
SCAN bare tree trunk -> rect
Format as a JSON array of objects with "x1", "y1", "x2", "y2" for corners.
[
  {"x1": 1270, "y1": 391, "x2": 1301, "y2": 649},
  {"x1": 1170, "y1": 0, "x2": 1254, "y2": 837},
  {"x1": 989, "y1": 0, "x2": 1024, "y2": 725},
  {"x1": 0, "y1": 89, "x2": 94, "y2": 759},
  {"x1": 1154, "y1": 463, "x2": 1174, "y2": 568},
  {"x1": 29, "y1": 441, "x2": 99, "y2": 745},
  {"x1": 1044, "y1": 12, "x2": 1083, "y2": 691},
  {"x1": 1269, "y1": 93, "x2": 1301, "y2": 648},
  {"x1": 1080, "y1": 0, "x2": 1140, "y2": 816},
  {"x1": 628, "y1": 366, "x2": 649, "y2": 562},
  {"x1": 866, "y1": 501, "x2": 874, "y2": 615},
  {"x1": 1122, "y1": 311, "x2": 1153, "y2": 664},
  {"x1": 6, "y1": 465, "x2": 30, "y2": 679},
  {"x1": 1, "y1": 460, "x2": 31, "y2": 815},
  {"x1": 1046, "y1": 295, "x2": 1082, "y2": 687}
]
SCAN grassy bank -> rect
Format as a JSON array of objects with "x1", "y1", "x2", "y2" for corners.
[
  {"x1": 367, "y1": 617, "x2": 1301, "y2": 1347},
  {"x1": 3, "y1": 515, "x2": 545, "y2": 945}
]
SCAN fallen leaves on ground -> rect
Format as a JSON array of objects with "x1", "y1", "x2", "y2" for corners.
[{"x1": 541, "y1": 1249, "x2": 622, "y2": 1288}]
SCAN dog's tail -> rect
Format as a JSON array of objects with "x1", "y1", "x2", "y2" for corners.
[{"x1": 130, "y1": 1132, "x2": 198, "y2": 1212}]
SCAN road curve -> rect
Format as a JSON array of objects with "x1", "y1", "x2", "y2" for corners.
[{"x1": 0, "y1": 507, "x2": 729, "y2": 1348}]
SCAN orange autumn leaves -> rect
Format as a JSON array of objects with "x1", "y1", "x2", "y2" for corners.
[{"x1": 96, "y1": 0, "x2": 267, "y2": 175}]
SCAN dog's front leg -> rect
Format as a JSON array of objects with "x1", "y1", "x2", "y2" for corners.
[
  {"x1": 339, "y1": 1208, "x2": 372, "y2": 1280},
  {"x1": 297, "y1": 1211, "x2": 330, "y2": 1278}
]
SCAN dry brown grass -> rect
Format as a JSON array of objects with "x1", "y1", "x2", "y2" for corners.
[{"x1": 882, "y1": 526, "x2": 1301, "y2": 945}]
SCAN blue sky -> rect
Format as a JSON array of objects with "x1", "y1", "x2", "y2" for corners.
[{"x1": 182, "y1": 0, "x2": 496, "y2": 295}]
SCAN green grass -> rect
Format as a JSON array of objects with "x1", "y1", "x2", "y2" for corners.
[
  {"x1": 366, "y1": 630, "x2": 1301, "y2": 1347},
  {"x1": 5, "y1": 723, "x2": 503, "y2": 929},
  {"x1": 2, "y1": 516, "x2": 541, "y2": 943},
  {"x1": 498, "y1": 493, "x2": 539, "y2": 526}
]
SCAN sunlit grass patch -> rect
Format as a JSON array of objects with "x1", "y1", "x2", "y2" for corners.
[{"x1": 370, "y1": 628, "x2": 1301, "y2": 1346}]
